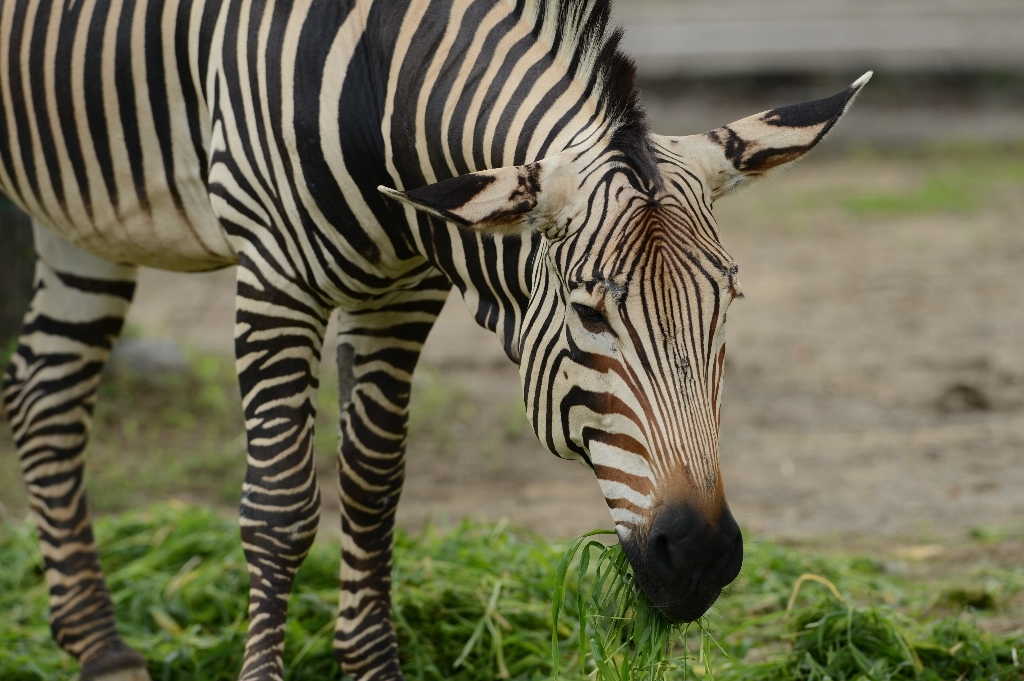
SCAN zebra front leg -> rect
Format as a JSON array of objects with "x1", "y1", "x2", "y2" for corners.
[
  {"x1": 234, "y1": 255, "x2": 329, "y2": 681},
  {"x1": 1, "y1": 225, "x2": 149, "y2": 681},
  {"x1": 333, "y1": 281, "x2": 449, "y2": 681}
]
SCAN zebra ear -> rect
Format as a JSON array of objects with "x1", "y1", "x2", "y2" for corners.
[
  {"x1": 378, "y1": 157, "x2": 567, "y2": 234},
  {"x1": 658, "y1": 71, "x2": 871, "y2": 201}
]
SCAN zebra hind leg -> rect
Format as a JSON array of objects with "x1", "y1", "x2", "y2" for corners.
[
  {"x1": 333, "y1": 279, "x2": 449, "y2": 681},
  {"x1": 1, "y1": 225, "x2": 150, "y2": 680}
]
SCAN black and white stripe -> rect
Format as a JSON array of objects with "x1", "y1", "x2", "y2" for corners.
[{"x1": 0, "y1": 0, "x2": 868, "y2": 677}]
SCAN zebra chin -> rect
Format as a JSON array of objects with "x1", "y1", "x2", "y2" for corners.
[{"x1": 618, "y1": 502, "x2": 743, "y2": 623}]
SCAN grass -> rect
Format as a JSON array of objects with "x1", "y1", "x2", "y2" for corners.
[
  {"x1": 0, "y1": 504, "x2": 570, "y2": 681},
  {"x1": 840, "y1": 150, "x2": 1024, "y2": 217},
  {"x1": 836, "y1": 142, "x2": 1024, "y2": 218},
  {"x1": 842, "y1": 172, "x2": 978, "y2": 216},
  {"x1": 407, "y1": 367, "x2": 476, "y2": 457},
  {"x1": 556, "y1": 532, "x2": 1024, "y2": 681},
  {"x1": 89, "y1": 352, "x2": 247, "y2": 509},
  {"x1": 0, "y1": 504, "x2": 1021, "y2": 680}
]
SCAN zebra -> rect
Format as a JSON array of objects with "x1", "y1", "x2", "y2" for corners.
[{"x1": 0, "y1": 0, "x2": 869, "y2": 677}]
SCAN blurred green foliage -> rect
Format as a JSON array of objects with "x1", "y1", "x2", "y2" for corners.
[{"x1": 842, "y1": 149, "x2": 1024, "y2": 217}]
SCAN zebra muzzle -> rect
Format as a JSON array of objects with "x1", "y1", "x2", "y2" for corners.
[{"x1": 635, "y1": 502, "x2": 743, "y2": 623}]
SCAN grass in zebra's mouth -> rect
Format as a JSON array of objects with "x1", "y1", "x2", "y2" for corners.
[
  {"x1": 0, "y1": 503, "x2": 1020, "y2": 680},
  {"x1": 551, "y1": 530, "x2": 698, "y2": 680}
]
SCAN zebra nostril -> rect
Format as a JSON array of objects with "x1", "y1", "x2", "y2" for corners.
[
  {"x1": 648, "y1": 532, "x2": 674, "y2": 581},
  {"x1": 645, "y1": 504, "x2": 700, "y2": 581}
]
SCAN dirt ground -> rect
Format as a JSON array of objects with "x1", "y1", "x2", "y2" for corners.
[{"x1": 72, "y1": 143, "x2": 1020, "y2": 549}]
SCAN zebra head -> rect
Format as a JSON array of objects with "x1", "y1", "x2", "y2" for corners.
[{"x1": 381, "y1": 74, "x2": 869, "y2": 622}]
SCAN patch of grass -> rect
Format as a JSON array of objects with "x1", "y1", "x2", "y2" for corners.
[
  {"x1": 725, "y1": 589, "x2": 1023, "y2": 680},
  {"x1": 1, "y1": 337, "x2": 17, "y2": 369},
  {"x1": 0, "y1": 504, "x2": 583, "y2": 681},
  {"x1": 502, "y1": 398, "x2": 531, "y2": 440},
  {"x1": 711, "y1": 543, "x2": 1023, "y2": 680},
  {"x1": 718, "y1": 143, "x2": 1024, "y2": 236},
  {"x1": 841, "y1": 149, "x2": 1024, "y2": 218},
  {"x1": 843, "y1": 172, "x2": 979, "y2": 216},
  {"x1": 4, "y1": 504, "x2": 1020, "y2": 680},
  {"x1": 552, "y1": 532, "x2": 1024, "y2": 681},
  {"x1": 408, "y1": 367, "x2": 475, "y2": 456},
  {"x1": 937, "y1": 566, "x2": 1023, "y2": 613},
  {"x1": 392, "y1": 519, "x2": 566, "y2": 680},
  {"x1": 88, "y1": 352, "x2": 246, "y2": 511}
]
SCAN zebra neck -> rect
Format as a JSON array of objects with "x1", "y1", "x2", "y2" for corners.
[
  {"x1": 378, "y1": 0, "x2": 613, "y2": 362},
  {"x1": 382, "y1": 0, "x2": 608, "y2": 185}
]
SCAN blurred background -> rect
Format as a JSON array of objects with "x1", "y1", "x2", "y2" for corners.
[{"x1": 1, "y1": 0, "x2": 1022, "y2": 553}]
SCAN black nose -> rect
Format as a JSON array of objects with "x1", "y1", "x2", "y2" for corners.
[{"x1": 638, "y1": 503, "x2": 743, "y2": 622}]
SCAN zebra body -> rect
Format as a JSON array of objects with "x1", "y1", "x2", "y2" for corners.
[{"x1": 0, "y1": 0, "x2": 868, "y2": 678}]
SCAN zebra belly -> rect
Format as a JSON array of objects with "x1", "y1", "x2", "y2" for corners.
[{"x1": 27, "y1": 176, "x2": 237, "y2": 273}]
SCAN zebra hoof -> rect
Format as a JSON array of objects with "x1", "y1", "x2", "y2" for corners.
[{"x1": 80, "y1": 643, "x2": 151, "y2": 681}]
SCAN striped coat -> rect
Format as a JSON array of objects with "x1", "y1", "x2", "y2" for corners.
[{"x1": 0, "y1": 0, "x2": 868, "y2": 678}]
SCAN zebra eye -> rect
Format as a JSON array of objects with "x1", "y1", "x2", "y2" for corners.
[{"x1": 572, "y1": 303, "x2": 609, "y2": 334}]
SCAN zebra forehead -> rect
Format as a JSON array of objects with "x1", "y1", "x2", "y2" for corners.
[{"x1": 572, "y1": 209, "x2": 731, "y2": 278}]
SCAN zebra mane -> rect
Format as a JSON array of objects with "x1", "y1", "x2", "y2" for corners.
[{"x1": 518, "y1": 0, "x2": 659, "y2": 187}]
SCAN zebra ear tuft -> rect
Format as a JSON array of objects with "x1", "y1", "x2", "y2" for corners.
[
  {"x1": 658, "y1": 71, "x2": 871, "y2": 201},
  {"x1": 378, "y1": 159, "x2": 561, "y2": 234}
]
